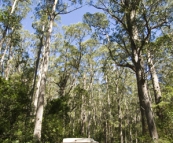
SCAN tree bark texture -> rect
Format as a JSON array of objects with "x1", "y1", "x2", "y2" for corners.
[
  {"x1": 147, "y1": 51, "x2": 162, "y2": 104},
  {"x1": 129, "y1": 3, "x2": 158, "y2": 139},
  {"x1": 118, "y1": 98, "x2": 123, "y2": 143},
  {"x1": 4, "y1": 45, "x2": 12, "y2": 80},
  {"x1": 32, "y1": 26, "x2": 45, "y2": 115},
  {"x1": 33, "y1": 0, "x2": 58, "y2": 141},
  {"x1": 135, "y1": 57, "x2": 158, "y2": 139}
]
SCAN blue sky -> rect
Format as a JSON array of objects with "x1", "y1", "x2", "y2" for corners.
[
  {"x1": 61, "y1": 5, "x2": 102, "y2": 25},
  {"x1": 22, "y1": 5, "x2": 102, "y2": 33}
]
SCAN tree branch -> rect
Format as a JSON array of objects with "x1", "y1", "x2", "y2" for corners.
[
  {"x1": 106, "y1": 42, "x2": 135, "y2": 71},
  {"x1": 90, "y1": 4, "x2": 127, "y2": 30},
  {"x1": 117, "y1": 62, "x2": 136, "y2": 71},
  {"x1": 55, "y1": 5, "x2": 84, "y2": 15},
  {"x1": 151, "y1": 20, "x2": 167, "y2": 29}
]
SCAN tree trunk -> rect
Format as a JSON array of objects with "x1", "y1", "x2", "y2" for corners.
[
  {"x1": 33, "y1": 0, "x2": 58, "y2": 141},
  {"x1": 34, "y1": 63, "x2": 43, "y2": 115},
  {"x1": 32, "y1": 25, "x2": 45, "y2": 114},
  {"x1": 136, "y1": 78, "x2": 148, "y2": 134},
  {"x1": 130, "y1": 5, "x2": 158, "y2": 139},
  {"x1": 10, "y1": 0, "x2": 18, "y2": 14},
  {"x1": 33, "y1": 38, "x2": 49, "y2": 141},
  {"x1": 129, "y1": 122, "x2": 132, "y2": 143},
  {"x1": 106, "y1": 75, "x2": 111, "y2": 109},
  {"x1": 104, "y1": 120, "x2": 108, "y2": 143},
  {"x1": 0, "y1": 40, "x2": 9, "y2": 75},
  {"x1": 135, "y1": 101, "x2": 138, "y2": 143},
  {"x1": 0, "y1": 41, "x2": 9, "y2": 66},
  {"x1": 135, "y1": 59, "x2": 158, "y2": 139},
  {"x1": 0, "y1": 27, "x2": 8, "y2": 52},
  {"x1": 81, "y1": 73, "x2": 86, "y2": 135},
  {"x1": 147, "y1": 51, "x2": 162, "y2": 104},
  {"x1": 118, "y1": 98, "x2": 123, "y2": 143},
  {"x1": 33, "y1": 76, "x2": 45, "y2": 140},
  {"x1": 5, "y1": 45, "x2": 12, "y2": 80},
  {"x1": 116, "y1": 75, "x2": 123, "y2": 143},
  {"x1": 88, "y1": 64, "x2": 94, "y2": 138}
]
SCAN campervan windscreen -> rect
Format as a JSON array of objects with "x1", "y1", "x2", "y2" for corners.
[{"x1": 62, "y1": 138, "x2": 99, "y2": 143}]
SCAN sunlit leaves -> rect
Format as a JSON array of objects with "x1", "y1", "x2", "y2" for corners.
[
  {"x1": 63, "y1": 22, "x2": 91, "y2": 41},
  {"x1": 0, "y1": 10, "x2": 21, "y2": 30}
]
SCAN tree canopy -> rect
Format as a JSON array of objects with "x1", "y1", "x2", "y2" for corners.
[{"x1": 0, "y1": 0, "x2": 173, "y2": 142}]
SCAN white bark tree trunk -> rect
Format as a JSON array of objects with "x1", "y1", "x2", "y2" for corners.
[
  {"x1": 34, "y1": 63, "x2": 43, "y2": 114},
  {"x1": 81, "y1": 73, "x2": 86, "y2": 135},
  {"x1": 0, "y1": 40, "x2": 10, "y2": 74},
  {"x1": 135, "y1": 60, "x2": 158, "y2": 139},
  {"x1": 147, "y1": 51, "x2": 162, "y2": 104},
  {"x1": 88, "y1": 64, "x2": 94, "y2": 138},
  {"x1": 4, "y1": 45, "x2": 12, "y2": 80},
  {"x1": 33, "y1": 25, "x2": 45, "y2": 115},
  {"x1": 0, "y1": 43, "x2": 8, "y2": 66},
  {"x1": 11, "y1": 0, "x2": 18, "y2": 14},
  {"x1": 33, "y1": 0, "x2": 58, "y2": 141},
  {"x1": 118, "y1": 98, "x2": 123, "y2": 143},
  {"x1": 130, "y1": 6, "x2": 158, "y2": 139}
]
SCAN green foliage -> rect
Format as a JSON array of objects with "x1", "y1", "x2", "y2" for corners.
[
  {"x1": 0, "y1": 75, "x2": 33, "y2": 142},
  {"x1": 63, "y1": 22, "x2": 91, "y2": 40},
  {"x1": 1, "y1": 0, "x2": 173, "y2": 142},
  {"x1": 83, "y1": 12, "x2": 109, "y2": 30},
  {"x1": 42, "y1": 96, "x2": 70, "y2": 143},
  {"x1": 154, "y1": 85, "x2": 173, "y2": 141},
  {"x1": 0, "y1": 9, "x2": 22, "y2": 29}
]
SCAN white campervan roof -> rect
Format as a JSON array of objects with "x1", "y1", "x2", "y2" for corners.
[{"x1": 62, "y1": 138, "x2": 99, "y2": 143}]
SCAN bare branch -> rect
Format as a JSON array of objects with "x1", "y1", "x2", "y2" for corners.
[
  {"x1": 151, "y1": 20, "x2": 167, "y2": 29},
  {"x1": 117, "y1": 62, "x2": 136, "y2": 71},
  {"x1": 90, "y1": 4, "x2": 127, "y2": 29},
  {"x1": 55, "y1": 5, "x2": 85, "y2": 15},
  {"x1": 120, "y1": 38, "x2": 131, "y2": 56},
  {"x1": 139, "y1": 12, "x2": 151, "y2": 51}
]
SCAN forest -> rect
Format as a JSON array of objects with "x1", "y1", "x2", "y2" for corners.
[{"x1": 0, "y1": 0, "x2": 173, "y2": 143}]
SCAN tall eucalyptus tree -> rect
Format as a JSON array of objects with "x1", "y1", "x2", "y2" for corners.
[
  {"x1": 84, "y1": 0, "x2": 173, "y2": 140},
  {"x1": 33, "y1": 0, "x2": 83, "y2": 141}
]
